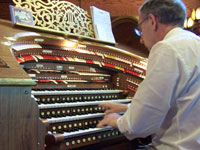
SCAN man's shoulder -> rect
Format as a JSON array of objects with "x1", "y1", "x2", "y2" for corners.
[{"x1": 165, "y1": 28, "x2": 200, "y2": 42}]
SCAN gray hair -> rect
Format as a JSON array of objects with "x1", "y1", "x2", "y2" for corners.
[{"x1": 139, "y1": 0, "x2": 187, "y2": 27}]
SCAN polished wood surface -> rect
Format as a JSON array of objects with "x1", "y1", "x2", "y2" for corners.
[{"x1": 0, "y1": 86, "x2": 45, "y2": 150}]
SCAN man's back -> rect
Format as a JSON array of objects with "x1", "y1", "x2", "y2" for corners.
[{"x1": 152, "y1": 28, "x2": 200, "y2": 150}]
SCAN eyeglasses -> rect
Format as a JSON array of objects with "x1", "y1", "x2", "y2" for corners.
[{"x1": 134, "y1": 17, "x2": 148, "y2": 36}]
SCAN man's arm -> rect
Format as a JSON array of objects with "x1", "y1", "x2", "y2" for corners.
[
  {"x1": 97, "y1": 113, "x2": 120, "y2": 128},
  {"x1": 99, "y1": 102, "x2": 128, "y2": 114},
  {"x1": 117, "y1": 42, "x2": 180, "y2": 139},
  {"x1": 97, "y1": 102, "x2": 128, "y2": 128}
]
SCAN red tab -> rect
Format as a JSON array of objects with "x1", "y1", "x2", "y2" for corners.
[
  {"x1": 22, "y1": 55, "x2": 35, "y2": 61},
  {"x1": 40, "y1": 54, "x2": 57, "y2": 60},
  {"x1": 103, "y1": 63, "x2": 115, "y2": 68},
  {"x1": 127, "y1": 86, "x2": 137, "y2": 92},
  {"x1": 125, "y1": 69, "x2": 139, "y2": 77},
  {"x1": 86, "y1": 59, "x2": 94, "y2": 64}
]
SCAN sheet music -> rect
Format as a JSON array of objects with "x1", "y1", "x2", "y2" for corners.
[{"x1": 90, "y1": 6, "x2": 116, "y2": 44}]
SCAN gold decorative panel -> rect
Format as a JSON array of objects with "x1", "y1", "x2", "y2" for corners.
[{"x1": 12, "y1": 0, "x2": 95, "y2": 38}]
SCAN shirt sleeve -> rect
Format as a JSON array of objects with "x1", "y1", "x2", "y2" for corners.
[{"x1": 117, "y1": 42, "x2": 180, "y2": 140}]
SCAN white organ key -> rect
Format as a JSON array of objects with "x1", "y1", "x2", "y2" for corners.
[
  {"x1": 47, "y1": 113, "x2": 105, "y2": 123},
  {"x1": 61, "y1": 126, "x2": 113, "y2": 138},
  {"x1": 32, "y1": 89, "x2": 123, "y2": 95},
  {"x1": 38, "y1": 99, "x2": 132, "y2": 109}
]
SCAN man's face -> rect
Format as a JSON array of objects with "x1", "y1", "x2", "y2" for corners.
[{"x1": 138, "y1": 14, "x2": 154, "y2": 51}]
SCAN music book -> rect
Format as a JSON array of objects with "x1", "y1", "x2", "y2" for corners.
[
  {"x1": 9, "y1": 5, "x2": 34, "y2": 26},
  {"x1": 90, "y1": 6, "x2": 116, "y2": 44}
]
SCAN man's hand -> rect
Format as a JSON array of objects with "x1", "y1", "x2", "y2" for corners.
[
  {"x1": 97, "y1": 113, "x2": 121, "y2": 128},
  {"x1": 99, "y1": 102, "x2": 128, "y2": 114}
]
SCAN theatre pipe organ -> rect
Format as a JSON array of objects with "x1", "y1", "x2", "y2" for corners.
[{"x1": 0, "y1": 0, "x2": 148, "y2": 149}]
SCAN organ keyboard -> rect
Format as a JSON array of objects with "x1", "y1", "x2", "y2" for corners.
[{"x1": 0, "y1": 0, "x2": 149, "y2": 149}]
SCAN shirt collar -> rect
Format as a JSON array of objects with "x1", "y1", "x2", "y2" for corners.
[{"x1": 163, "y1": 27, "x2": 183, "y2": 40}]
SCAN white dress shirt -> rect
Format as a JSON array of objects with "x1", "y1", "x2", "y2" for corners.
[{"x1": 117, "y1": 27, "x2": 200, "y2": 150}]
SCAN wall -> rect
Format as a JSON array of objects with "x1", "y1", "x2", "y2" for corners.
[{"x1": 1, "y1": 0, "x2": 200, "y2": 21}]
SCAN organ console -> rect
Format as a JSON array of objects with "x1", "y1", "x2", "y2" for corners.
[{"x1": 0, "y1": 0, "x2": 150, "y2": 150}]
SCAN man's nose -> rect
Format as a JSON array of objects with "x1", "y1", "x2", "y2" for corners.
[{"x1": 140, "y1": 35, "x2": 144, "y2": 44}]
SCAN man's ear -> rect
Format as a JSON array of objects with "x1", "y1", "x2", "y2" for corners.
[{"x1": 148, "y1": 13, "x2": 157, "y2": 31}]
